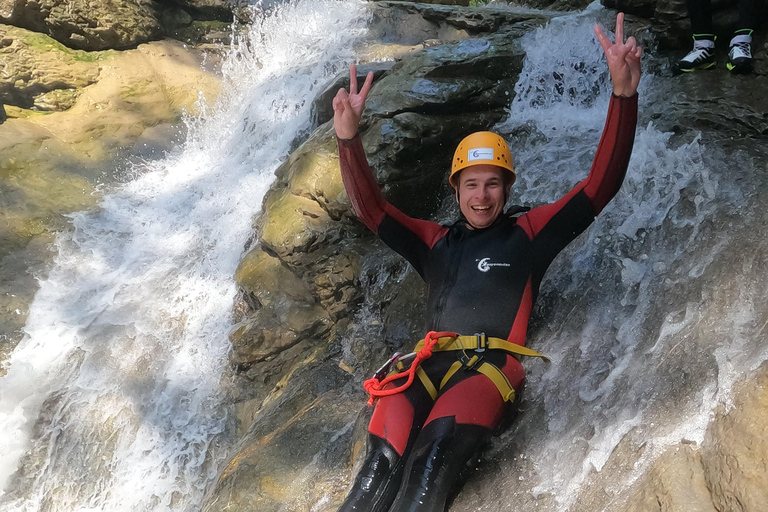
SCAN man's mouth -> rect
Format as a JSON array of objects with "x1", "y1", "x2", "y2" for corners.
[{"x1": 471, "y1": 205, "x2": 491, "y2": 211}]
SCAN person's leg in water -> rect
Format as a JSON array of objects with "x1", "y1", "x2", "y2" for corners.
[
  {"x1": 678, "y1": 0, "x2": 717, "y2": 72},
  {"x1": 388, "y1": 352, "x2": 525, "y2": 512},
  {"x1": 726, "y1": 0, "x2": 763, "y2": 73},
  {"x1": 337, "y1": 382, "x2": 432, "y2": 512},
  {"x1": 337, "y1": 353, "x2": 458, "y2": 512}
]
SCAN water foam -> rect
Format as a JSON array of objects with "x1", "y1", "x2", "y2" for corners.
[{"x1": 489, "y1": 5, "x2": 768, "y2": 509}]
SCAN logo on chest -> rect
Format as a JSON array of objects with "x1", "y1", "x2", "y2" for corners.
[{"x1": 476, "y1": 257, "x2": 511, "y2": 272}]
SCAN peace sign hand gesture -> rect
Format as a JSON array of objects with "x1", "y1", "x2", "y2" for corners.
[
  {"x1": 333, "y1": 64, "x2": 375, "y2": 139},
  {"x1": 594, "y1": 12, "x2": 642, "y2": 98}
]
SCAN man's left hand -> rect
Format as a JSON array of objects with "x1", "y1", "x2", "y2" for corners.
[{"x1": 594, "y1": 12, "x2": 642, "y2": 98}]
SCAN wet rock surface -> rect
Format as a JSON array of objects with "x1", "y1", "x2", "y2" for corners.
[
  {"x1": 216, "y1": 3, "x2": 768, "y2": 512},
  {"x1": 0, "y1": 0, "x2": 235, "y2": 50}
]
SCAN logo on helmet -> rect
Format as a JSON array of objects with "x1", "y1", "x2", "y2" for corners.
[{"x1": 467, "y1": 148, "x2": 494, "y2": 161}]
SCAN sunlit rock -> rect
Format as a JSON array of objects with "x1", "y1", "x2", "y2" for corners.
[{"x1": 702, "y1": 362, "x2": 768, "y2": 512}]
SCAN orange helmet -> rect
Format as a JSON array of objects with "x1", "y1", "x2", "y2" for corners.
[{"x1": 450, "y1": 131, "x2": 515, "y2": 189}]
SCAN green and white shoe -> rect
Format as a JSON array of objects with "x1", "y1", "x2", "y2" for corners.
[
  {"x1": 727, "y1": 30, "x2": 753, "y2": 74},
  {"x1": 677, "y1": 35, "x2": 716, "y2": 73}
]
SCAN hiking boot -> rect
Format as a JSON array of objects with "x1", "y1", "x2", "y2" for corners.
[
  {"x1": 727, "y1": 30, "x2": 753, "y2": 74},
  {"x1": 677, "y1": 35, "x2": 716, "y2": 73}
]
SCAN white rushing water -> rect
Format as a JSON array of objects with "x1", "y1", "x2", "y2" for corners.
[
  {"x1": 0, "y1": 1, "x2": 369, "y2": 511},
  {"x1": 484, "y1": 5, "x2": 768, "y2": 510}
]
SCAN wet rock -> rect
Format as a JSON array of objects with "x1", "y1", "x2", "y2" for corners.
[
  {"x1": 204, "y1": 348, "x2": 361, "y2": 512},
  {"x1": 172, "y1": 0, "x2": 234, "y2": 21},
  {"x1": 0, "y1": 25, "x2": 102, "y2": 110},
  {"x1": 618, "y1": 445, "x2": 717, "y2": 512},
  {"x1": 231, "y1": 246, "x2": 331, "y2": 366},
  {"x1": 0, "y1": 0, "x2": 163, "y2": 50},
  {"x1": 701, "y1": 362, "x2": 768, "y2": 512}
]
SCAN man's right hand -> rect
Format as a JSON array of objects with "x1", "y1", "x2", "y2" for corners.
[{"x1": 333, "y1": 64, "x2": 374, "y2": 139}]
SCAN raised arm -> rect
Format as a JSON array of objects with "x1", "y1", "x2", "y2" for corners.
[
  {"x1": 334, "y1": 65, "x2": 447, "y2": 277},
  {"x1": 520, "y1": 13, "x2": 640, "y2": 240}
]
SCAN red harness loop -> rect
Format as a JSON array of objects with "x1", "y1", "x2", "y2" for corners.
[{"x1": 363, "y1": 331, "x2": 458, "y2": 406}]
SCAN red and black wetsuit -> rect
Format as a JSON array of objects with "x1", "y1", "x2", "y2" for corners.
[{"x1": 337, "y1": 93, "x2": 638, "y2": 512}]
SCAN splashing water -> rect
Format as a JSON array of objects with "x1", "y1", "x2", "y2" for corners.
[
  {"x1": 485, "y1": 6, "x2": 768, "y2": 510},
  {"x1": 0, "y1": 2, "x2": 369, "y2": 511}
]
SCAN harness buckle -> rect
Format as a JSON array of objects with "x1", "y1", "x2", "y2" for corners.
[
  {"x1": 459, "y1": 350, "x2": 484, "y2": 370},
  {"x1": 474, "y1": 332, "x2": 487, "y2": 352}
]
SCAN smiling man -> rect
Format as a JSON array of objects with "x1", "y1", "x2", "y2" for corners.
[{"x1": 332, "y1": 13, "x2": 641, "y2": 512}]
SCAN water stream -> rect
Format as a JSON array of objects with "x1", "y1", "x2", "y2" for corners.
[
  {"x1": 0, "y1": 1, "x2": 368, "y2": 511},
  {"x1": 467, "y1": 6, "x2": 768, "y2": 510},
  {"x1": 1, "y1": 2, "x2": 766, "y2": 512}
]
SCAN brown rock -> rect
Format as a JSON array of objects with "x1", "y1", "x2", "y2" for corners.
[
  {"x1": 0, "y1": 25, "x2": 102, "y2": 110},
  {"x1": 0, "y1": 0, "x2": 162, "y2": 50},
  {"x1": 204, "y1": 354, "x2": 360, "y2": 512},
  {"x1": 701, "y1": 363, "x2": 768, "y2": 512},
  {"x1": 619, "y1": 445, "x2": 717, "y2": 512}
]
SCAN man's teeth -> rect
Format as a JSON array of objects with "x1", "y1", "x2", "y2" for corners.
[{"x1": 472, "y1": 205, "x2": 491, "y2": 210}]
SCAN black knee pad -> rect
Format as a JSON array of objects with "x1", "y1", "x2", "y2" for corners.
[
  {"x1": 337, "y1": 434, "x2": 404, "y2": 512},
  {"x1": 389, "y1": 418, "x2": 491, "y2": 512}
]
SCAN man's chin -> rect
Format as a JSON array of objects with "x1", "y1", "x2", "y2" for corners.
[{"x1": 467, "y1": 216, "x2": 495, "y2": 229}]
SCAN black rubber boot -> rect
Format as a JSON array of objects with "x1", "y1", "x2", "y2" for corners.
[
  {"x1": 388, "y1": 418, "x2": 491, "y2": 512},
  {"x1": 337, "y1": 434, "x2": 405, "y2": 512}
]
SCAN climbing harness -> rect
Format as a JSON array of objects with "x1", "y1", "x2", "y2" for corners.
[{"x1": 363, "y1": 331, "x2": 549, "y2": 406}]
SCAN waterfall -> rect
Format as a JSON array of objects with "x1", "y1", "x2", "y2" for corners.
[
  {"x1": 0, "y1": 1, "x2": 369, "y2": 511},
  {"x1": 482, "y1": 5, "x2": 768, "y2": 509}
]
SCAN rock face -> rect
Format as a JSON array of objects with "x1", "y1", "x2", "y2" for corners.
[
  {"x1": 0, "y1": 0, "x2": 234, "y2": 50},
  {"x1": 0, "y1": 0, "x2": 162, "y2": 50},
  {"x1": 701, "y1": 362, "x2": 768, "y2": 512},
  {"x1": 0, "y1": 24, "x2": 103, "y2": 110},
  {"x1": 612, "y1": 362, "x2": 768, "y2": 512}
]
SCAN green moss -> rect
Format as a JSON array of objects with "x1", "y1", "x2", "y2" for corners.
[
  {"x1": 0, "y1": 157, "x2": 97, "y2": 259},
  {"x1": 120, "y1": 79, "x2": 154, "y2": 99},
  {"x1": 21, "y1": 32, "x2": 114, "y2": 62},
  {"x1": 4, "y1": 105, "x2": 53, "y2": 119}
]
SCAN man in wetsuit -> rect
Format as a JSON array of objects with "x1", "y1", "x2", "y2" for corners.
[{"x1": 333, "y1": 12, "x2": 641, "y2": 512}]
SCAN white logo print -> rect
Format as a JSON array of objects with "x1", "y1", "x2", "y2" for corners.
[
  {"x1": 467, "y1": 147, "x2": 494, "y2": 161},
  {"x1": 477, "y1": 258, "x2": 511, "y2": 272}
]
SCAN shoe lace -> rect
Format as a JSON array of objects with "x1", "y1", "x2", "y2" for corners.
[{"x1": 729, "y1": 41, "x2": 752, "y2": 59}]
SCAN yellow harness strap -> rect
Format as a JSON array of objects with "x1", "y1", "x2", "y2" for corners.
[
  {"x1": 413, "y1": 334, "x2": 550, "y2": 362},
  {"x1": 386, "y1": 333, "x2": 543, "y2": 404},
  {"x1": 392, "y1": 361, "x2": 438, "y2": 400},
  {"x1": 438, "y1": 355, "x2": 516, "y2": 403},
  {"x1": 440, "y1": 361, "x2": 464, "y2": 390},
  {"x1": 476, "y1": 362, "x2": 516, "y2": 402}
]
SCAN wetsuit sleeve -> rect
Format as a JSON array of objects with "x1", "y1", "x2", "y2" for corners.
[
  {"x1": 518, "y1": 93, "x2": 638, "y2": 243},
  {"x1": 338, "y1": 135, "x2": 448, "y2": 279}
]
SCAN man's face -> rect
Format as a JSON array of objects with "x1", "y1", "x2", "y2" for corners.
[{"x1": 456, "y1": 165, "x2": 509, "y2": 229}]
